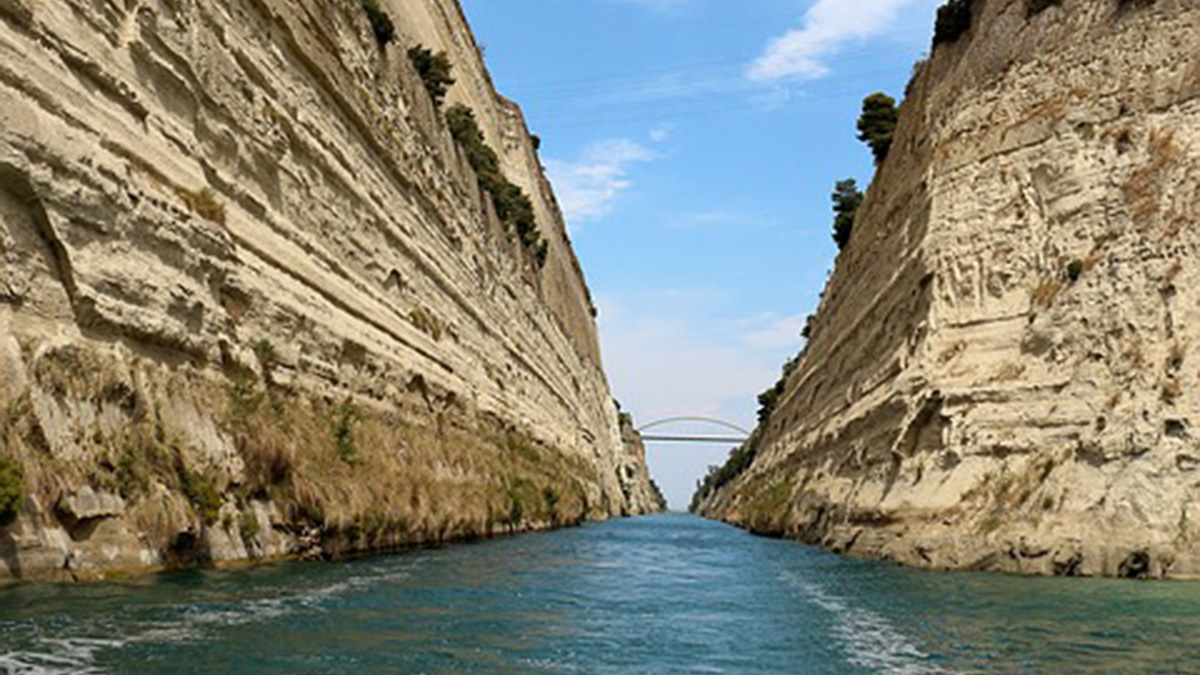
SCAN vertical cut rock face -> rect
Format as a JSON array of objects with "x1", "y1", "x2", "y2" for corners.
[
  {"x1": 0, "y1": 0, "x2": 660, "y2": 581},
  {"x1": 697, "y1": 0, "x2": 1200, "y2": 578}
]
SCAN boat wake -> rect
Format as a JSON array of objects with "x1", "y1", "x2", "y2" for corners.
[
  {"x1": 780, "y1": 571, "x2": 952, "y2": 675},
  {"x1": 0, "y1": 565, "x2": 412, "y2": 675}
]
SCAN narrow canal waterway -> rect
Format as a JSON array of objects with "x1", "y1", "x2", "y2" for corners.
[{"x1": 1, "y1": 514, "x2": 1198, "y2": 674}]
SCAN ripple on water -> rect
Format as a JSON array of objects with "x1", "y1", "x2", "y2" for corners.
[{"x1": 4, "y1": 516, "x2": 1200, "y2": 674}]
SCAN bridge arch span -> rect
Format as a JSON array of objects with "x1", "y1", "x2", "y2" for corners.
[{"x1": 636, "y1": 416, "x2": 751, "y2": 444}]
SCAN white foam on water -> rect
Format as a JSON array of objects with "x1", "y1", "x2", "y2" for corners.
[
  {"x1": 0, "y1": 638, "x2": 122, "y2": 675},
  {"x1": 781, "y1": 571, "x2": 952, "y2": 675},
  {"x1": 0, "y1": 565, "x2": 413, "y2": 674}
]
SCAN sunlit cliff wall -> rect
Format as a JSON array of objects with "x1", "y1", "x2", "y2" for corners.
[{"x1": 698, "y1": 0, "x2": 1200, "y2": 578}]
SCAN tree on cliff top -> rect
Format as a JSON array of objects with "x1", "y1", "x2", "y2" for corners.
[
  {"x1": 933, "y1": 0, "x2": 973, "y2": 46},
  {"x1": 408, "y1": 47, "x2": 455, "y2": 107},
  {"x1": 857, "y1": 93, "x2": 898, "y2": 165},
  {"x1": 831, "y1": 179, "x2": 864, "y2": 251},
  {"x1": 360, "y1": 0, "x2": 395, "y2": 47}
]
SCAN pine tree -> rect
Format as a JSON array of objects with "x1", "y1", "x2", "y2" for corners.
[
  {"x1": 831, "y1": 179, "x2": 864, "y2": 251},
  {"x1": 857, "y1": 93, "x2": 899, "y2": 165}
]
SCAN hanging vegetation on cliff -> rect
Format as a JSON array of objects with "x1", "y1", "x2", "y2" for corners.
[{"x1": 446, "y1": 104, "x2": 549, "y2": 267}]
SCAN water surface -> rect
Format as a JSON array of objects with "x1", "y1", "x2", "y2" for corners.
[{"x1": 1, "y1": 514, "x2": 1198, "y2": 673}]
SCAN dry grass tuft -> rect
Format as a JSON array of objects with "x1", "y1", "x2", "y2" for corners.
[
  {"x1": 994, "y1": 362, "x2": 1026, "y2": 383},
  {"x1": 937, "y1": 341, "x2": 966, "y2": 364},
  {"x1": 1163, "y1": 377, "x2": 1183, "y2": 404},
  {"x1": 1031, "y1": 276, "x2": 1064, "y2": 309},
  {"x1": 409, "y1": 306, "x2": 443, "y2": 341},
  {"x1": 1123, "y1": 339, "x2": 1145, "y2": 369},
  {"x1": 181, "y1": 188, "x2": 227, "y2": 226},
  {"x1": 1123, "y1": 128, "x2": 1181, "y2": 228}
]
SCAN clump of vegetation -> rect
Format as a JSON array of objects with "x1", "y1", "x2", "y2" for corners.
[
  {"x1": 690, "y1": 439, "x2": 759, "y2": 512},
  {"x1": 179, "y1": 464, "x2": 222, "y2": 526},
  {"x1": 1067, "y1": 258, "x2": 1084, "y2": 283},
  {"x1": 360, "y1": 0, "x2": 395, "y2": 47},
  {"x1": 1026, "y1": 0, "x2": 1062, "y2": 16},
  {"x1": 1031, "y1": 276, "x2": 1065, "y2": 309},
  {"x1": 0, "y1": 455, "x2": 23, "y2": 527},
  {"x1": 801, "y1": 314, "x2": 816, "y2": 341},
  {"x1": 253, "y1": 339, "x2": 278, "y2": 386},
  {"x1": 1162, "y1": 378, "x2": 1182, "y2": 404},
  {"x1": 116, "y1": 441, "x2": 170, "y2": 499},
  {"x1": 333, "y1": 398, "x2": 360, "y2": 465},
  {"x1": 757, "y1": 356, "x2": 799, "y2": 424},
  {"x1": 445, "y1": 104, "x2": 549, "y2": 268},
  {"x1": 831, "y1": 179, "x2": 864, "y2": 251},
  {"x1": 182, "y1": 187, "x2": 226, "y2": 226},
  {"x1": 409, "y1": 306, "x2": 444, "y2": 340},
  {"x1": 857, "y1": 93, "x2": 899, "y2": 164},
  {"x1": 691, "y1": 356, "x2": 800, "y2": 511},
  {"x1": 408, "y1": 47, "x2": 455, "y2": 107},
  {"x1": 506, "y1": 487, "x2": 525, "y2": 528},
  {"x1": 239, "y1": 509, "x2": 260, "y2": 546},
  {"x1": 933, "y1": 0, "x2": 974, "y2": 46},
  {"x1": 542, "y1": 486, "x2": 560, "y2": 522}
]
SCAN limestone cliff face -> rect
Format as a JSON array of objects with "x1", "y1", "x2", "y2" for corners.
[
  {"x1": 698, "y1": 0, "x2": 1200, "y2": 578},
  {"x1": 618, "y1": 413, "x2": 668, "y2": 514},
  {"x1": 0, "y1": 0, "x2": 659, "y2": 581}
]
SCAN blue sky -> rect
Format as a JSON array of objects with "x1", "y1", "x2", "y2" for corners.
[{"x1": 460, "y1": 0, "x2": 942, "y2": 508}]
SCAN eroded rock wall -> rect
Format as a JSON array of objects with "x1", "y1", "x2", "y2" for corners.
[
  {"x1": 0, "y1": 0, "x2": 659, "y2": 581},
  {"x1": 698, "y1": 0, "x2": 1200, "y2": 578}
]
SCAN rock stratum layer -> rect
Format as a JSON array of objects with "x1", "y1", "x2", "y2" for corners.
[
  {"x1": 0, "y1": 0, "x2": 661, "y2": 581},
  {"x1": 697, "y1": 0, "x2": 1200, "y2": 578}
]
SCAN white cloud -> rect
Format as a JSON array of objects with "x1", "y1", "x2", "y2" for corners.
[
  {"x1": 749, "y1": 0, "x2": 927, "y2": 81},
  {"x1": 545, "y1": 139, "x2": 658, "y2": 226},
  {"x1": 649, "y1": 125, "x2": 673, "y2": 143}
]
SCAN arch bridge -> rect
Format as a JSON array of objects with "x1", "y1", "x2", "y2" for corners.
[{"x1": 636, "y1": 416, "x2": 750, "y2": 445}]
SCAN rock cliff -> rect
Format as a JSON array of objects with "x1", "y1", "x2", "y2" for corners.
[
  {"x1": 696, "y1": 0, "x2": 1200, "y2": 578},
  {"x1": 0, "y1": 0, "x2": 660, "y2": 581}
]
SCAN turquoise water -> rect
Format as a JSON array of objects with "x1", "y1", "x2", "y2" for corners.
[{"x1": 2, "y1": 514, "x2": 1199, "y2": 673}]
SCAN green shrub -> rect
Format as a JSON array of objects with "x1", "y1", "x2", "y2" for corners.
[
  {"x1": 445, "y1": 104, "x2": 549, "y2": 268},
  {"x1": 333, "y1": 398, "x2": 359, "y2": 464},
  {"x1": 180, "y1": 466, "x2": 222, "y2": 526},
  {"x1": 689, "y1": 438, "x2": 760, "y2": 512},
  {"x1": 933, "y1": 0, "x2": 974, "y2": 46},
  {"x1": 1067, "y1": 258, "x2": 1084, "y2": 282},
  {"x1": 0, "y1": 456, "x2": 23, "y2": 527},
  {"x1": 239, "y1": 509, "x2": 260, "y2": 545},
  {"x1": 507, "y1": 491, "x2": 524, "y2": 527},
  {"x1": 447, "y1": 105, "x2": 502, "y2": 184},
  {"x1": 117, "y1": 442, "x2": 161, "y2": 498},
  {"x1": 253, "y1": 338, "x2": 277, "y2": 375},
  {"x1": 857, "y1": 93, "x2": 898, "y2": 164},
  {"x1": 831, "y1": 179, "x2": 864, "y2": 250},
  {"x1": 407, "y1": 46, "x2": 455, "y2": 106},
  {"x1": 360, "y1": 0, "x2": 395, "y2": 47}
]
